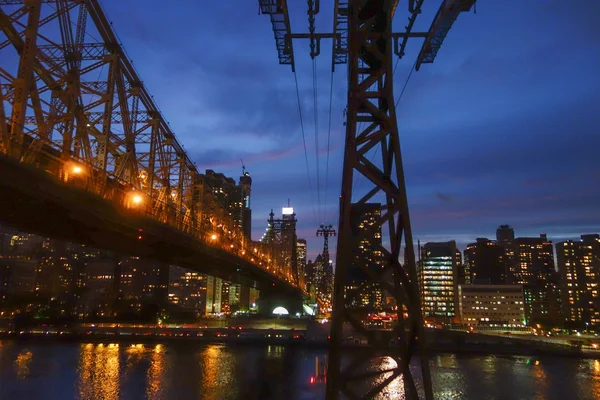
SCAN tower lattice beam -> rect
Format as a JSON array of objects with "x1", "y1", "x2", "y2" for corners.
[
  {"x1": 326, "y1": 1, "x2": 432, "y2": 398},
  {"x1": 259, "y1": 0, "x2": 477, "y2": 398}
]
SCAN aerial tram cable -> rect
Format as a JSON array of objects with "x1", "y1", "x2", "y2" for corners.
[{"x1": 293, "y1": 70, "x2": 318, "y2": 223}]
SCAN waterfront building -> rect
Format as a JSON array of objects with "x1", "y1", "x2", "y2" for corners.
[
  {"x1": 557, "y1": 235, "x2": 600, "y2": 327},
  {"x1": 458, "y1": 284, "x2": 525, "y2": 327},
  {"x1": 418, "y1": 241, "x2": 462, "y2": 323},
  {"x1": 345, "y1": 203, "x2": 383, "y2": 310},
  {"x1": 464, "y1": 238, "x2": 506, "y2": 284}
]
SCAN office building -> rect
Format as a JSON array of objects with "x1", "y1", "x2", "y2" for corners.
[
  {"x1": 206, "y1": 275, "x2": 223, "y2": 314},
  {"x1": 522, "y1": 275, "x2": 562, "y2": 327},
  {"x1": 458, "y1": 284, "x2": 525, "y2": 327},
  {"x1": 239, "y1": 170, "x2": 253, "y2": 239},
  {"x1": 168, "y1": 266, "x2": 206, "y2": 314},
  {"x1": 201, "y1": 168, "x2": 253, "y2": 311},
  {"x1": 557, "y1": 235, "x2": 600, "y2": 327},
  {"x1": 496, "y1": 225, "x2": 516, "y2": 283},
  {"x1": 297, "y1": 239, "x2": 307, "y2": 288},
  {"x1": 514, "y1": 233, "x2": 554, "y2": 284},
  {"x1": 418, "y1": 241, "x2": 461, "y2": 323},
  {"x1": 464, "y1": 238, "x2": 506, "y2": 284},
  {"x1": 512, "y1": 233, "x2": 559, "y2": 325},
  {"x1": 345, "y1": 203, "x2": 383, "y2": 310}
]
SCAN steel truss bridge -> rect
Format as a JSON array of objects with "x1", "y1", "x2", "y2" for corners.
[{"x1": 0, "y1": 0, "x2": 302, "y2": 296}]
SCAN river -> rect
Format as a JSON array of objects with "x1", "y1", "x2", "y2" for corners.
[{"x1": 0, "y1": 340, "x2": 598, "y2": 399}]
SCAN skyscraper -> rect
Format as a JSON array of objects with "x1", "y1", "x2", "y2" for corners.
[
  {"x1": 464, "y1": 238, "x2": 506, "y2": 284},
  {"x1": 418, "y1": 241, "x2": 461, "y2": 323},
  {"x1": 514, "y1": 233, "x2": 555, "y2": 284},
  {"x1": 557, "y1": 235, "x2": 600, "y2": 327},
  {"x1": 496, "y1": 225, "x2": 515, "y2": 243},
  {"x1": 202, "y1": 169, "x2": 253, "y2": 312},
  {"x1": 297, "y1": 239, "x2": 307, "y2": 289},
  {"x1": 496, "y1": 225, "x2": 516, "y2": 282},
  {"x1": 514, "y1": 233, "x2": 560, "y2": 326},
  {"x1": 239, "y1": 170, "x2": 252, "y2": 239},
  {"x1": 168, "y1": 266, "x2": 207, "y2": 315},
  {"x1": 264, "y1": 207, "x2": 298, "y2": 284},
  {"x1": 346, "y1": 203, "x2": 383, "y2": 310}
]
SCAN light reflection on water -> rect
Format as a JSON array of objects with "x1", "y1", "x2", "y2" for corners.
[
  {"x1": 14, "y1": 349, "x2": 32, "y2": 378},
  {"x1": 0, "y1": 340, "x2": 599, "y2": 400},
  {"x1": 77, "y1": 343, "x2": 120, "y2": 400}
]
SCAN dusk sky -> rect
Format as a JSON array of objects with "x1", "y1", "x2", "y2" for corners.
[{"x1": 100, "y1": 0, "x2": 600, "y2": 260}]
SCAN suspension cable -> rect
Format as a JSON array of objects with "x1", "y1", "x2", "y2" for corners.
[
  {"x1": 324, "y1": 67, "x2": 334, "y2": 224},
  {"x1": 312, "y1": 58, "x2": 321, "y2": 223},
  {"x1": 294, "y1": 70, "x2": 318, "y2": 223},
  {"x1": 396, "y1": 59, "x2": 417, "y2": 109}
]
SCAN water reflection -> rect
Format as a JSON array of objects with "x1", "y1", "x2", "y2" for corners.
[
  {"x1": 77, "y1": 343, "x2": 120, "y2": 400},
  {"x1": 531, "y1": 360, "x2": 548, "y2": 400},
  {"x1": 267, "y1": 344, "x2": 284, "y2": 358},
  {"x1": 147, "y1": 345, "x2": 165, "y2": 400},
  {"x1": 373, "y1": 356, "x2": 405, "y2": 400},
  {"x1": 199, "y1": 344, "x2": 238, "y2": 400},
  {"x1": 14, "y1": 349, "x2": 32, "y2": 378},
  {"x1": 0, "y1": 342, "x2": 599, "y2": 400}
]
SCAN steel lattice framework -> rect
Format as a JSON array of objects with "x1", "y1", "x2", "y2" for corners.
[
  {"x1": 328, "y1": 2, "x2": 432, "y2": 398},
  {"x1": 0, "y1": 0, "x2": 298, "y2": 290},
  {"x1": 259, "y1": 0, "x2": 476, "y2": 398}
]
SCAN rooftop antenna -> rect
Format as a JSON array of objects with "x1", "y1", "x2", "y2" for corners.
[{"x1": 240, "y1": 158, "x2": 246, "y2": 175}]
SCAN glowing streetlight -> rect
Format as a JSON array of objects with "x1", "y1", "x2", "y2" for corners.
[
  {"x1": 211, "y1": 234, "x2": 217, "y2": 241},
  {"x1": 72, "y1": 165, "x2": 83, "y2": 175},
  {"x1": 132, "y1": 194, "x2": 143, "y2": 205}
]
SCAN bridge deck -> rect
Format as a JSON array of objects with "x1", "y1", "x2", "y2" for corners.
[{"x1": 0, "y1": 153, "x2": 301, "y2": 296}]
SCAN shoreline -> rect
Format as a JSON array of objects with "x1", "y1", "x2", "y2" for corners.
[{"x1": 1, "y1": 333, "x2": 599, "y2": 360}]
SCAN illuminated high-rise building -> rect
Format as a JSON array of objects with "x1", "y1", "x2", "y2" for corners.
[
  {"x1": 168, "y1": 266, "x2": 206, "y2": 315},
  {"x1": 557, "y1": 235, "x2": 600, "y2": 327},
  {"x1": 263, "y1": 207, "x2": 298, "y2": 284},
  {"x1": 345, "y1": 203, "x2": 383, "y2": 310},
  {"x1": 239, "y1": 170, "x2": 252, "y2": 239},
  {"x1": 512, "y1": 233, "x2": 561, "y2": 326},
  {"x1": 201, "y1": 168, "x2": 254, "y2": 312},
  {"x1": 206, "y1": 275, "x2": 223, "y2": 314},
  {"x1": 297, "y1": 239, "x2": 307, "y2": 288},
  {"x1": 418, "y1": 241, "x2": 461, "y2": 323},
  {"x1": 514, "y1": 234, "x2": 554, "y2": 284}
]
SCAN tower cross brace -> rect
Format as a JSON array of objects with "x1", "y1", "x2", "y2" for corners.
[{"x1": 258, "y1": 0, "x2": 477, "y2": 398}]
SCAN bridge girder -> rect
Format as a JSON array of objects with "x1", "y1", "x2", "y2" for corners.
[{"x1": 0, "y1": 0, "x2": 297, "y2": 292}]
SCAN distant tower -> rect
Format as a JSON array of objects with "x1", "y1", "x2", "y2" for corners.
[
  {"x1": 265, "y1": 206, "x2": 298, "y2": 284},
  {"x1": 316, "y1": 224, "x2": 336, "y2": 304},
  {"x1": 496, "y1": 225, "x2": 514, "y2": 244},
  {"x1": 496, "y1": 225, "x2": 516, "y2": 283},
  {"x1": 297, "y1": 238, "x2": 307, "y2": 289},
  {"x1": 239, "y1": 164, "x2": 252, "y2": 239}
]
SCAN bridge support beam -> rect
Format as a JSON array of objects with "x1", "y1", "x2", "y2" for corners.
[{"x1": 256, "y1": 291, "x2": 304, "y2": 317}]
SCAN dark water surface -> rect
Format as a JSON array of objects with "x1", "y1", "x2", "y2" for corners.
[{"x1": 0, "y1": 340, "x2": 599, "y2": 399}]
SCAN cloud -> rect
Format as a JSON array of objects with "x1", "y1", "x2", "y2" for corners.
[
  {"x1": 435, "y1": 192, "x2": 453, "y2": 204},
  {"x1": 94, "y1": 0, "x2": 600, "y2": 257}
]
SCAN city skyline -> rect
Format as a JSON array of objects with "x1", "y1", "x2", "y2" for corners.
[{"x1": 96, "y1": 0, "x2": 598, "y2": 259}]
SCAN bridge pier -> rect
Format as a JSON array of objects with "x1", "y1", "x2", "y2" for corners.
[{"x1": 256, "y1": 291, "x2": 305, "y2": 317}]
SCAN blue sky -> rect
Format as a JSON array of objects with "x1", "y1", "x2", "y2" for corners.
[{"x1": 100, "y1": 0, "x2": 600, "y2": 260}]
